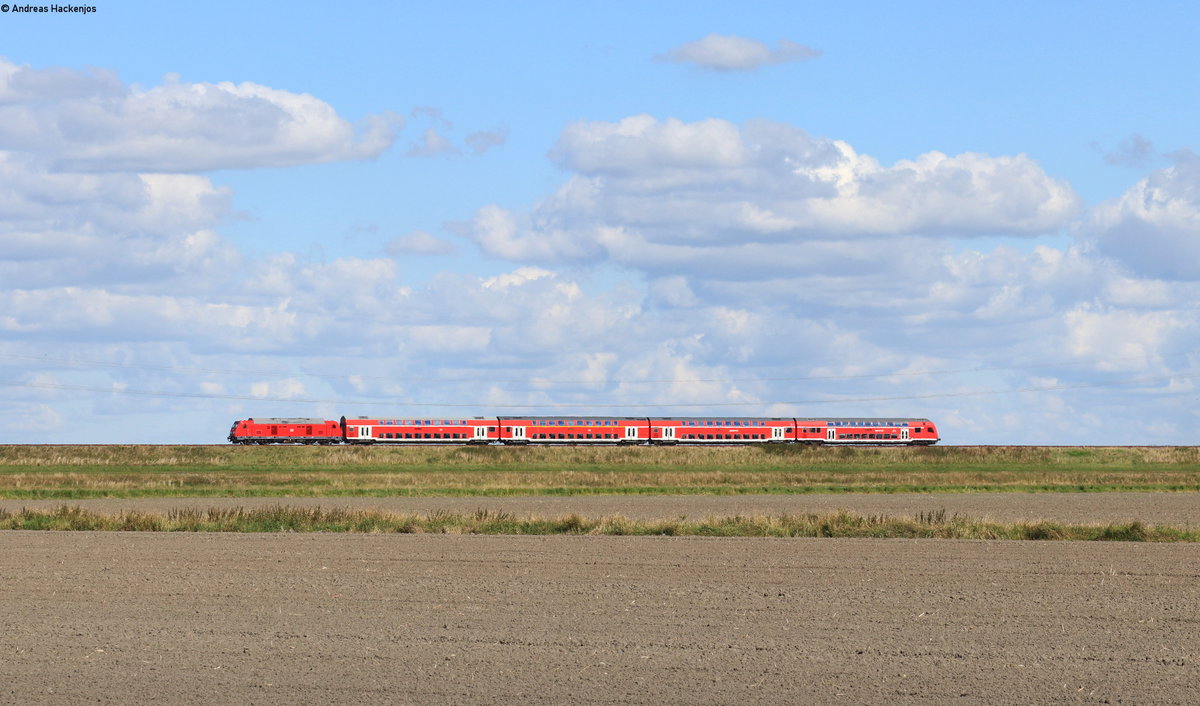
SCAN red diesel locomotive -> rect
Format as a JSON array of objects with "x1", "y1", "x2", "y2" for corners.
[{"x1": 230, "y1": 415, "x2": 940, "y2": 445}]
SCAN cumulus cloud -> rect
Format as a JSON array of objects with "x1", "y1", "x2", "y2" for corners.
[
  {"x1": 0, "y1": 58, "x2": 400, "y2": 172},
  {"x1": 0, "y1": 161, "x2": 240, "y2": 289},
  {"x1": 657, "y1": 34, "x2": 820, "y2": 71},
  {"x1": 463, "y1": 116, "x2": 1079, "y2": 271},
  {"x1": 1087, "y1": 151, "x2": 1200, "y2": 280},
  {"x1": 1064, "y1": 306, "x2": 1188, "y2": 371},
  {"x1": 2, "y1": 59, "x2": 1196, "y2": 445}
]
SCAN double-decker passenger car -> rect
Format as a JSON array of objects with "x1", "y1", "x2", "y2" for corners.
[
  {"x1": 649, "y1": 417, "x2": 796, "y2": 444},
  {"x1": 821, "y1": 418, "x2": 939, "y2": 445},
  {"x1": 340, "y1": 416, "x2": 493, "y2": 444},
  {"x1": 498, "y1": 416, "x2": 647, "y2": 444}
]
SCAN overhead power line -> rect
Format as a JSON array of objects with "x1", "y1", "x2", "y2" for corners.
[
  {"x1": 2, "y1": 372, "x2": 1196, "y2": 409},
  {"x1": 0, "y1": 352, "x2": 1171, "y2": 388}
]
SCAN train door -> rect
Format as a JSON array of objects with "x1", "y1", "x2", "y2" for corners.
[
  {"x1": 661, "y1": 426, "x2": 675, "y2": 442},
  {"x1": 357, "y1": 425, "x2": 372, "y2": 441},
  {"x1": 826, "y1": 427, "x2": 837, "y2": 442},
  {"x1": 772, "y1": 426, "x2": 785, "y2": 441},
  {"x1": 511, "y1": 426, "x2": 526, "y2": 442},
  {"x1": 473, "y1": 425, "x2": 488, "y2": 441},
  {"x1": 901, "y1": 428, "x2": 909, "y2": 442},
  {"x1": 625, "y1": 425, "x2": 639, "y2": 441}
]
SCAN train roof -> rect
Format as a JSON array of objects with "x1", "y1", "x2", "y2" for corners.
[
  {"x1": 249, "y1": 417, "x2": 331, "y2": 424},
  {"x1": 496, "y1": 415, "x2": 650, "y2": 421},
  {"x1": 495, "y1": 415, "x2": 933, "y2": 423}
]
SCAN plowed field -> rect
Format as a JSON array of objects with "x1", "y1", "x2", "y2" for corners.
[{"x1": 2, "y1": 493, "x2": 1199, "y2": 703}]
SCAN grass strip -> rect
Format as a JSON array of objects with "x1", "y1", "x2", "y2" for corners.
[
  {"x1": 3, "y1": 445, "x2": 1200, "y2": 498},
  {"x1": 0, "y1": 505, "x2": 1194, "y2": 541}
]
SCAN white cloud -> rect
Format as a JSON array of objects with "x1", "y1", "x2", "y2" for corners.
[
  {"x1": 1087, "y1": 151, "x2": 1200, "y2": 280},
  {"x1": 407, "y1": 127, "x2": 457, "y2": 157},
  {"x1": 0, "y1": 58, "x2": 400, "y2": 172},
  {"x1": 2, "y1": 59, "x2": 1197, "y2": 445},
  {"x1": 250, "y1": 378, "x2": 307, "y2": 399},
  {"x1": 466, "y1": 127, "x2": 509, "y2": 155},
  {"x1": 1064, "y1": 306, "x2": 1189, "y2": 371},
  {"x1": 1100, "y1": 134, "x2": 1155, "y2": 168},
  {"x1": 465, "y1": 116, "x2": 1079, "y2": 271},
  {"x1": 657, "y1": 34, "x2": 820, "y2": 71},
  {"x1": 386, "y1": 230, "x2": 458, "y2": 256}
]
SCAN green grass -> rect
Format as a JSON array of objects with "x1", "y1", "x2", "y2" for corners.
[
  {"x1": 0, "y1": 504, "x2": 1192, "y2": 541},
  {"x1": 1, "y1": 444, "x2": 1198, "y2": 499}
]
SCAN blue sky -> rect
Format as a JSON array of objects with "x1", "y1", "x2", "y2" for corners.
[{"x1": 2, "y1": 0, "x2": 1198, "y2": 443}]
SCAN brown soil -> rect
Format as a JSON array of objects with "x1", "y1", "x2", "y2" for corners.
[{"x1": 3, "y1": 521, "x2": 1200, "y2": 703}]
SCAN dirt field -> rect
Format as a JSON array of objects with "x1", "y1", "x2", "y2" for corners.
[
  {"x1": 1, "y1": 535, "x2": 1197, "y2": 705},
  {"x1": 2, "y1": 501, "x2": 1199, "y2": 704}
]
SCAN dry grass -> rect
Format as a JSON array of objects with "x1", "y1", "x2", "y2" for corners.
[
  {"x1": 0, "y1": 504, "x2": 1190, "y2": 541},
  {"x1": 2, "y1": 445, "x2": 1198, "y2": 498}
]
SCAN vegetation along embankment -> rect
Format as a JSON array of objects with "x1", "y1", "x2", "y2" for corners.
[{"x1": 1, "y1": 444, "x2": 1197, "y2": 499}]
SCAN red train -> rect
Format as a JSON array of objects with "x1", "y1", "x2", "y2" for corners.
[{"x1": 229, "y1": 415, "x2": 940, "y2": 445}]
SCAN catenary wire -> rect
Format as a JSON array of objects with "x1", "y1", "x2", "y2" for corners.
[
  {"x1": 2, "y1": 372, "x2": 1196, "y2": 409},
  {"x1": 0, "y1": 351, "x2": 1171, "y2": 387}
]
